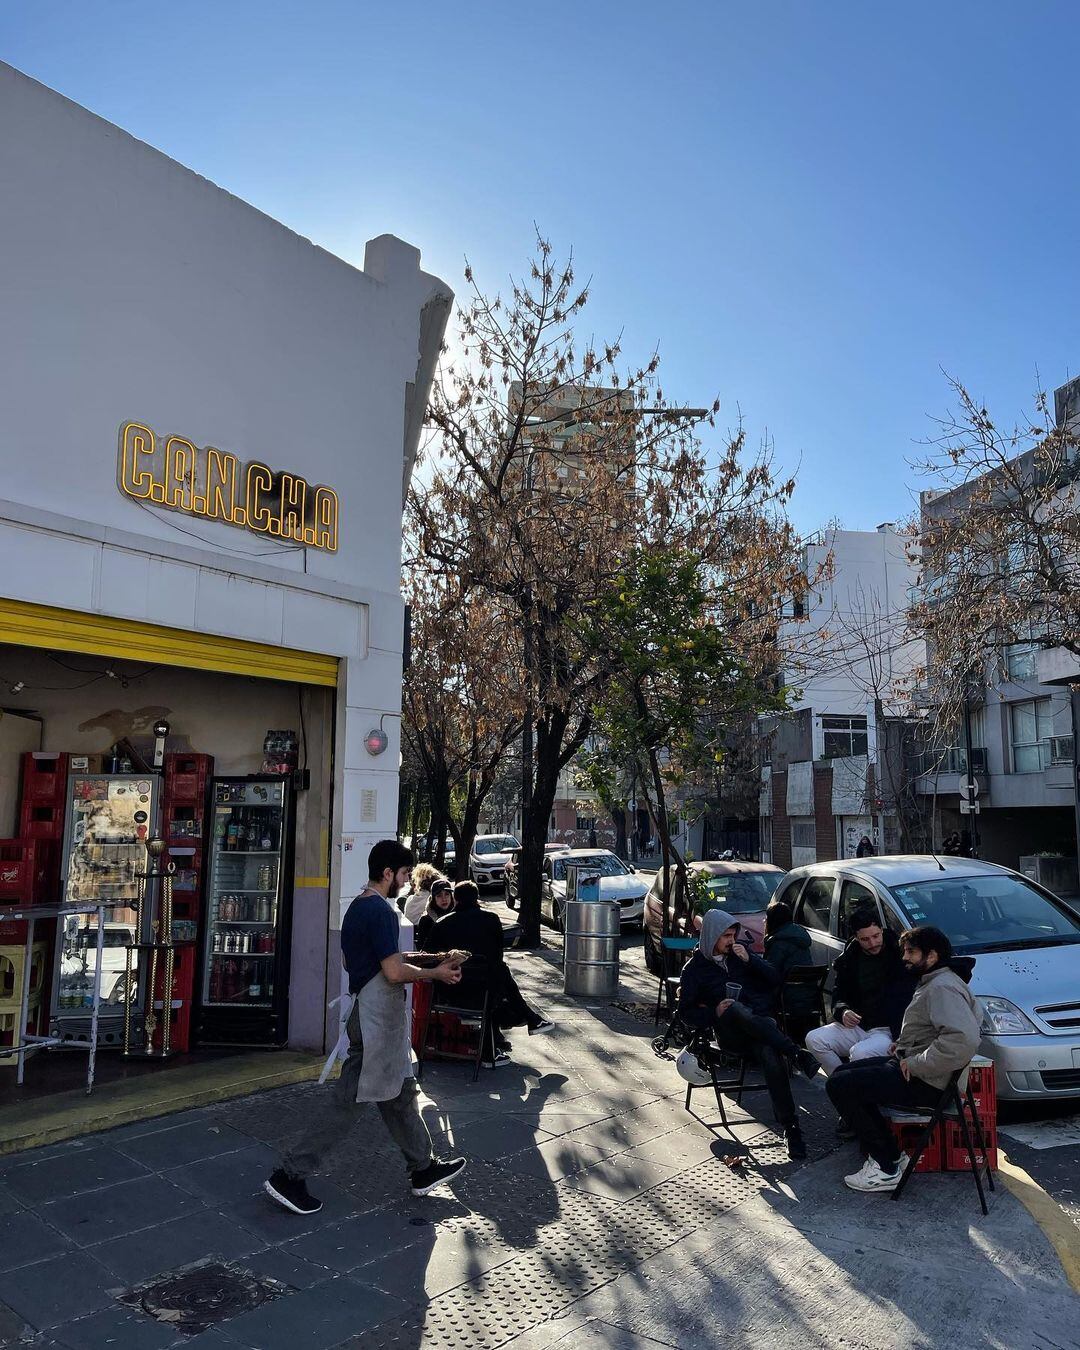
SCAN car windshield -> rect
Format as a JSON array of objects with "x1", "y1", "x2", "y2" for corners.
[
  {"x1": 889, "y1": 875, "x2": 1080, "y2": 953},
  {"x1": 552, "y1": 854, "x2": 631, "y2": 880},
  {"x1": 702, "y1": 872, "x2": 782, "y2": 914},
  {"x1": 475, "y1": 836, "x2": 519, "y2": 855}
]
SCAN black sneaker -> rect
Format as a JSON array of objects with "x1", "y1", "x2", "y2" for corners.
[
  {"x1": 795, "y1": 1050, "x2": 819, "y2": 1080},
  {"x1": 528, "y1": 1019, "x2": 555, "y2": 1035},
  {"x1": 264, "y1": 1168, "x2": 322, "y2": 1215},
  {"x1": 481, "y1": 1050, "x2": 511, "y2": 1068},
  {"x1": 410, "y1": 1157, "x2": 467, "y2": 1196},
  {"x1": 785, "y1": 1127, "x2": 808, "y2": 1161}
]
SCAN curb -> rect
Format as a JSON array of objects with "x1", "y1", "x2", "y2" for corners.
[
  {"x1": 0, "y1": 1051, "x2": 325, "y2": 1156},
  {"x1": 998, "y1": 1150, "x2": 1080, "y2": 1294}
]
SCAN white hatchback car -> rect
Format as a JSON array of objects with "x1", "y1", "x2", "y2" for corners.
[{"x1": 775, "y1": 856, "x2": 1080, "y2": 1101}]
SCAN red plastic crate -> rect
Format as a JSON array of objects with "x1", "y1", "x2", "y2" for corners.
[
  {"x1": 151, "y1": 996, "x2": 193, "y2": 1055},
  {"x1": 0, "y1": 840, "x2": 51, "y2": 901},
  {"x1": 944, "y1": 1116, "x2": 998, "y2": 1172},
  {"x1": 21, "y1": 753, "x2": 68, "y2": 804},
  {"x1": 164, "y1": 806, "x2": 208, "y2": 849},
  {"x1": 965, "y1": 1063, "x2": 997, "y2": 1122},
  {"x1": 19, "y1": 803, "x2": 64, "y2": 842},
  {"x1": 152, "y1": 945, "x2": 196, "y2": 1004},
  {"x1": 164, "y1": 753, "x2": 214, "y2": 804},
  {"x1": 890, "y1": 1119, "x2": 944, "y2": 1173},
  {"x1": 166, "y1": 846, "x2": 204, "y2": 893},
  {"x1": 150, "y1": 946, "x2": 196, "y2": 1054}
]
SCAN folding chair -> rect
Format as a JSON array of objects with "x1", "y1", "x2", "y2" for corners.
[
  {"x1": 777, "y1": 964, "x2": 829, "y2": 1040},
  {"x1": 890, "y1": 1065, "x2": 995, "y2": 1215},
  {"x1": 417, "y1": 955, "x2": 495, "y2": 1084},
  {"x1": 653, "y1": 936, "x2": 698, "y2": 1027},
  {"x1": 681, "y1": 1028, "x2": 770, "y2": 1136}
]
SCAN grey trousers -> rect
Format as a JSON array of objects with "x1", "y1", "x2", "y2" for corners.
[{"x1": 281, "y1": 1003, "x2": 435, "y2": 1179}]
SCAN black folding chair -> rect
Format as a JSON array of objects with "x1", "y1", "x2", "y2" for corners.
[
  {"x1": 417, "y1": 955, "x2": 495, "y2": 1084},
  {"x1": 777, "y1": 964, "x2": 829, "y2": 1040},
  {"x1": 681, "y1": 1027, "x2": 770, "y2": 1137},
  {"x1": 890, "y1": 1065, "x2": 995, "y2": 1215}
]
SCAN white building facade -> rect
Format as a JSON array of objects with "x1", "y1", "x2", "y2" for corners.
[
  {"x1": 760, "y1": 524, "x2": 924, "y2": 867},
  {"x1": 0, "y1": 64, "x2": 450, "y2": 1051}
]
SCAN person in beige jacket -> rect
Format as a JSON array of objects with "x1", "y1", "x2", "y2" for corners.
[{"x1": 826, "y1": 925, "x2": 982, "y2": 1194}]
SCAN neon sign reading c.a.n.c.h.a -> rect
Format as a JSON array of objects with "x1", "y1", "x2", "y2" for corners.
[{"x1": 117, "y1": 420, "x2": 339, "y2": 552}]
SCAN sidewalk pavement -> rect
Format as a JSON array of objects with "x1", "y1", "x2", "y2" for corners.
[{"x1": 0, "y1": 943, "x2": 1077, "y2": 1350}]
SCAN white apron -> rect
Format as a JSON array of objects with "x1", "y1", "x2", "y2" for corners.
[{"x1": 318, "y1": 891, "x2": 413, "y2": 1104}]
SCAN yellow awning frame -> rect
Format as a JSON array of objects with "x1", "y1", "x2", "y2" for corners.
[{"x1": 0, "y1": 598, "x2": 339, "y2": 687}]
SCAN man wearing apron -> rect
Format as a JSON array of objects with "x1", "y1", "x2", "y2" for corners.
[{"x1": 265, "y1": 839, "x2": 467, "y2": 1215}]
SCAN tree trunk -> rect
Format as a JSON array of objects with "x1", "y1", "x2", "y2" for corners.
[
  {"x1": 452, "y1": 791, "x2": 485, "y2": 883},
  {"x1": 516, "y1": 707, "x2": 581, "y2": 947},
  {"x1": 644, "y1": 740, "x2": 687, "y2": 939}
]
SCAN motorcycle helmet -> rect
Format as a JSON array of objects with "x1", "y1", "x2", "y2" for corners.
[{"x1": 676, "y1": 1047, "x2": 714, "y2": 1086}]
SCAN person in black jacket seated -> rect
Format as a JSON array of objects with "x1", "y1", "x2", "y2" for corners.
[
  {"x1": 805, "y1": 909, "x2": 917, "y2": 1077},
  {"x1": 422, "y1": 882, "x2": 553, "y2": 1064},
  {"x1": 680, "y1": 908, "x2": 820, "y2": 1159}
]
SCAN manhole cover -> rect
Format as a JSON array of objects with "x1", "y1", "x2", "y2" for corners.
[{"x1": 118, "y1": 1259, "x2": 291, "y2": 1335}]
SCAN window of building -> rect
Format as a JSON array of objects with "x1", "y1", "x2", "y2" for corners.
[
  {"x1": 575, "y1": 815, "x2": 596, "y2": 832},
  {"x1": 1010, "y1": 698, "x2": 1053, "y2": 773},
  {"x1": 821, "y1": 715, "x2": 869, "y2": 759},
  {"x1": 1005, "y1": 643, "x2": 1037, "y2": 681},
  {"x1": 791, "y1": 820, "x2": 817, "y2": 850}
]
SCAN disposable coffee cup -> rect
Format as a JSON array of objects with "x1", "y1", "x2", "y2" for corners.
[{"x1": 725, "y1": 983, "x2": 742, "y2": 1002}]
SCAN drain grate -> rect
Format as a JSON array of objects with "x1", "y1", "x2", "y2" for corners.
[{"x1": 117, "y1": 1259, "x2": 292, "y2": 1336}]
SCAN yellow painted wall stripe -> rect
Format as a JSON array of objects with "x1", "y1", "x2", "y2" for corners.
[
  {"x1": 295, "y1": 876, "x2": 330, "y2": 888},
  {"x1": 0, "y1": 598, "x2": 338, "y2": 687}
]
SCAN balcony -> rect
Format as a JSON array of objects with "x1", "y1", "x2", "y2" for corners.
[
  {"x1": 910, "y1": 746, "x2": 989, "y2": 798},
  {"x1": 911, "y1": 747, "x2": 988, "y2": 777}
]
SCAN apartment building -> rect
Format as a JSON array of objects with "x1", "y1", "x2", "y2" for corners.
[{"x1": 759, "y1": 524, "x2": 923, "y2": 867}]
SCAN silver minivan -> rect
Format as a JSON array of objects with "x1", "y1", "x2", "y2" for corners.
[{"x1": 775, "y1": 856, "x2": 1080, "y2": 1101}]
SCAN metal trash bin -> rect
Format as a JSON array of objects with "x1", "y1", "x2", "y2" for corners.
[{"x1": 563, "y1": 898, "x2": 620, "y2": 998}]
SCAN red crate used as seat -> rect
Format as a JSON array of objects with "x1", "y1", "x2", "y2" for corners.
[
  {"x1": 889, "y1": 1118, "x2": 944, "y2": 1173},
  {"x1": 944, "y1": 1115, "x2": 998, "y2": 1172},
  {"x1": 21, "y1": 753, "x2": 68, "y2": 804}
]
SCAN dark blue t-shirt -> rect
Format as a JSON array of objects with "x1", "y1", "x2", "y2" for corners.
[{"x1": 341, "y1": 892, "x2": 400, "y2": 993}]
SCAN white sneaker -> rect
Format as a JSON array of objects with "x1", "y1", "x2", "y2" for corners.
[{"x1": 844, "y1": 1157, "x2": 903, "y2": 1193}]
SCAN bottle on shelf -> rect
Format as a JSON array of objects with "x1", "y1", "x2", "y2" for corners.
[
  {"x1": 248, "y1": 967, "x2": 262, "y2": 999},
  {"x1": 225, "y1": 812, "x2": 241, "y2": 852}
]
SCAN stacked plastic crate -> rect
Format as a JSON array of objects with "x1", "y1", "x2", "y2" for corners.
[
  {"x1": 155, "y1": 752, "x2": 214, "y2": 1052},
  {"x1": 0, "y1": 753, "x2": 67, "y2": 1062},
  {"x1": 945, "y1": 1059, "x2": 998, "y2": 1171},
  {"x1": 886, "y1": 1056, "x2": 998, "y2": 1173}
]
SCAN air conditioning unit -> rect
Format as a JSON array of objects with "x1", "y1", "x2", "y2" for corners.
[{"x1": 1050, "y1": 736, "x2": 1075, "y2": 766}]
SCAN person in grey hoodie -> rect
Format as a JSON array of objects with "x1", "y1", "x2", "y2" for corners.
[
  {"x1": 827, "y1": 924, "x2": 982, "y2": 1194},
  {"x1": 679, "y1": 908, "x2": 820, "y2": 1159}
]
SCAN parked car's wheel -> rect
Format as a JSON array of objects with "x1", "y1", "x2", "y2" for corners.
[
  {"x1": 555, "y1": 898, "x2": 566, "y2": 933},
  {"x1": 504, "y1": 881, "x2": 517, "y2": 910},
  {"x1": 642, "y1": 925, "x2": 663, "y2": 976}
]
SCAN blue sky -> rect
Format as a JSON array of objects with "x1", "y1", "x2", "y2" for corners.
[{"x1": 5, "y1": 1, "x2": 1079, "y2": 532}]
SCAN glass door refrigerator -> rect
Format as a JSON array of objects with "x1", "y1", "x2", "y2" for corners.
[
  {"x1": 198, "y1": 776, "x2": 294, "y2": 1045},
  {"x1": 52, "y1": 772, "x2": 161, "y2": 1045}
]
